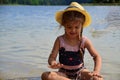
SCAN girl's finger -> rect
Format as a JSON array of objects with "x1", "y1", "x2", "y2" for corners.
[{"x1": 57, "y1": 63, "x2": 63, "y2": 68}]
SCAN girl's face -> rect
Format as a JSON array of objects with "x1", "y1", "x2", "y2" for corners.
[{"x1": 64, "y1": 20, "x2": 82, "y2": 39}]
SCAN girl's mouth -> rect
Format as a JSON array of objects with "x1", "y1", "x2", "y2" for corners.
[{"x1": 70, "y1": 32, "x2": 76, "y2": 35}]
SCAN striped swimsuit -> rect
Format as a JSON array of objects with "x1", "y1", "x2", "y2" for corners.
[{"x1": 58, "y1": 35, "x2": 87, "y2": 79}]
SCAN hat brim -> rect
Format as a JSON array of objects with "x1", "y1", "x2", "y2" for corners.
[{"x1": 55, "y1": 8, "x2": 91, "y2": 27}]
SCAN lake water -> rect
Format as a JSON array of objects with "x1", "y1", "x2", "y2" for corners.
[{"x1": 0, "y1": 5, "x2": 120, "y2": 80}]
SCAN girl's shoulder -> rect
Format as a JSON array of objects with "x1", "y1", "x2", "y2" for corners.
[
  {"x1": 57, "y1": 35, "x2": 64, "y2": 41},
  {"x1": 81, "y1": 36, "x2": 88, "y2": 48},
  {"x1": 82, "y1": 36, "x2": 93, "y2": 49},
  {"x1": 82, "y1": 35, "x2": 87, "y2": 40},
  {"x1": 82, "y1": 36, "x2": 88, "y2": 43}
]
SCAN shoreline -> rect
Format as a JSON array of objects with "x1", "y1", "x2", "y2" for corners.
[{"x1": 0, "y1": 77, "x2": 41, "y2": 80}]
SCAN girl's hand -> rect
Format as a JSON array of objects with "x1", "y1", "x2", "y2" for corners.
[
  {"x1": 48, "y1": 61, "x2": 63, "y2": 69},
  {"x1": 89, "y1": 71, "x2": 103, "y2": 78}
]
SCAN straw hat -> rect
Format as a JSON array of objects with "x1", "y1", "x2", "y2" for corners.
[{"x1": 55, "y1": 2, "x2": 91, "y2": 27}]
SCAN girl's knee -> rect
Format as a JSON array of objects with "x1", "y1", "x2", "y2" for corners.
[
  {"x1": 41, "y1": 72, "x2": 57, "y2": 80},
  {"x1": 91, "y1": 76, "x2": 104, "y2": 80},
  {"x1": 41, "y1": 72, "x2": 50, "y2": 80},
  {"x1": 48, "y1": 72, "x2": 58, "y2": 79},
  {"x1": 80, "y1": 70, "x2": 104, "y2": 80}
]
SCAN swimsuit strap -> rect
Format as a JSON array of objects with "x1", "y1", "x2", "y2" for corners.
[
  {"x1": 79, "y1": 36, "x2": 87, "y2": 49},
  {"x1": 59, "y1": 36, "x2": 65, "y2": 48},
  {"x1": 78, "y1": 36, "x2": 87, "y2": 66}
]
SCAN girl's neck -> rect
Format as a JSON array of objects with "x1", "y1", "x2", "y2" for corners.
[
  {"x1": 64, "y1": 34, "x2": 81, "y2": 40},
  {"x1": 63, "y1": 34, "x2": 81, "y2": 46}
]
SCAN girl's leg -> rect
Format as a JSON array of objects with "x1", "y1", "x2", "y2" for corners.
[
  {"x1": 41, "y1": 71, "x2": 70, "y2": 80},
  {"x1": 80, "y1": 69, "x2": 103, "y2": 80}
]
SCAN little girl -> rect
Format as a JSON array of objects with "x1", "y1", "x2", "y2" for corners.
[{"x1": 41, "y1": 2, "x2": 103, "y2": 80}]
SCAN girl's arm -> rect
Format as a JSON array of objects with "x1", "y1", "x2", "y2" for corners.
[
  {"x1": 85, "y1": 38, "x2": 102, "y2": 73},
  {"x1": 48, "y1": 37, "x2": 63, "y2": 69},
  {"x1": 48, "y1": 37, "x2": 60, "y2": 65}
]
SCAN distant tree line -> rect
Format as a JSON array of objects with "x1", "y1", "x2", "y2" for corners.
[{"x1": 0, "y1": 0, "x2": 120, "y2": 5}]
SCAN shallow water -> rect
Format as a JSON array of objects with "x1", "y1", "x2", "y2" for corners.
[{"x1": 0, "y1": 5, "x2": 120, "y2": 80}]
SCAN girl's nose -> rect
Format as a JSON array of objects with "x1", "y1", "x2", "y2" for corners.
[{"x1": 72, "y1": 28, "x2": 76, "y2": 32}]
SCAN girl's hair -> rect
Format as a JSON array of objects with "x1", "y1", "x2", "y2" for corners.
[
  {"x1": 61, "y1": 11, "x2": 85, "y2": 61},
  {"x1": 61, "y1": 11, "x2": 85, "y2": 26},
  {"x1": 61, "y1": 11, "x2": 85, "y2": 37}
]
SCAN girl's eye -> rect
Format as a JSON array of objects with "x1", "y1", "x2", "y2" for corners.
[
  {"x1": 75, "y1": 26, "x2": 80, "y2": 29},
  {"x1": 67, "y1": 26, "x2": 72, "y2": 29}
]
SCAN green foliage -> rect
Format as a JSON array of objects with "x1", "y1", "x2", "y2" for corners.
[{"x1": 0, "y1": 0, "x2": 120, "y2": 5}]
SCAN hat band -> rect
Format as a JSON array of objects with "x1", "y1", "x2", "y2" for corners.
[{"x1": 65, "y1": 6, "x2": 78, "y2": 10}]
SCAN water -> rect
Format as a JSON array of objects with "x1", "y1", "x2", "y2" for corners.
[{"x1": 0, "y1": 5, "x2": 120, "y2": 80}]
